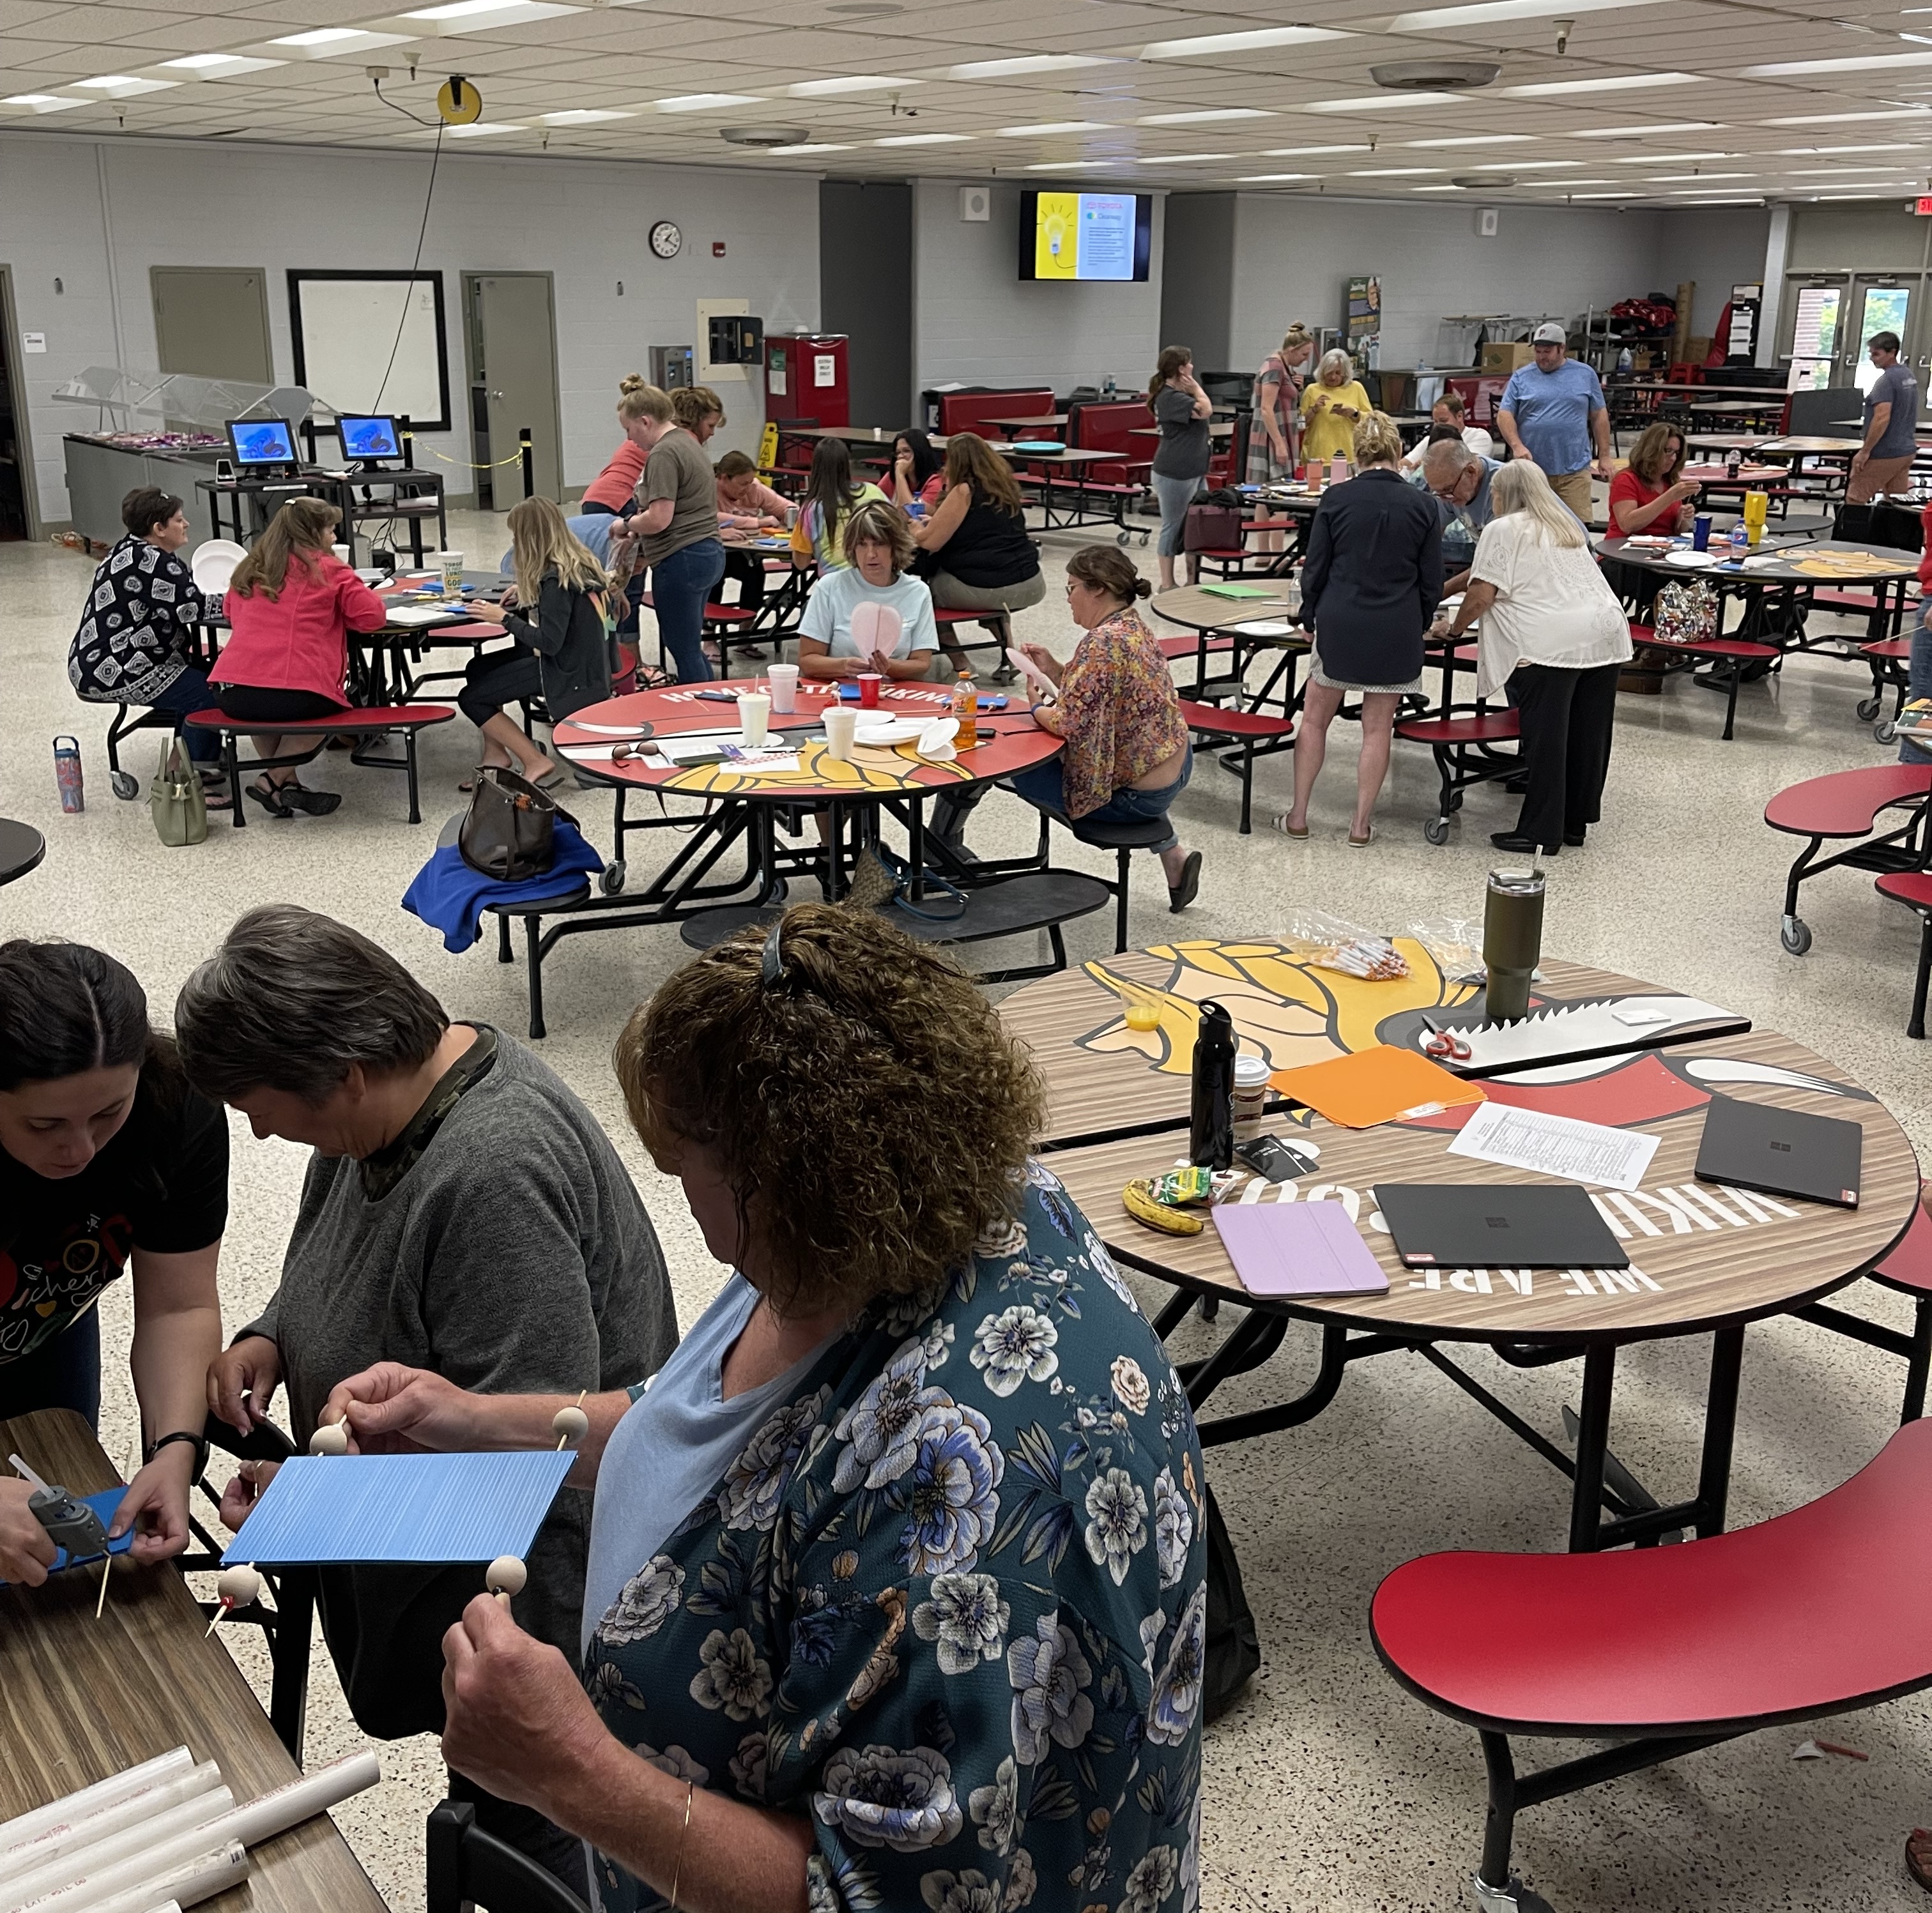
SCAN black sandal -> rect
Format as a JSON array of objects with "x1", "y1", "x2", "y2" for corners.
[
  {"x1": 279, "y1": 784, "x2": 342, "y2": 817},
  {"x1": 247, "y1": 780, "x2": 294, "y2": 820}
]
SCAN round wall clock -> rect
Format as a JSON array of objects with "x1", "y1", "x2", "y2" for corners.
[{"x1": 649, "y1": 220, "x2": 683, "y2": 259}]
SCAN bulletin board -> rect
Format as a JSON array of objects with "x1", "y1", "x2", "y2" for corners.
[{"x1": 288, "y1": 270, "x2": 451, "y2": 432}]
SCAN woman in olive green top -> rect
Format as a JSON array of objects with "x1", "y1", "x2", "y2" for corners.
[{"x1": 610, "y1": 384, "x2": 724, "y2": 683}]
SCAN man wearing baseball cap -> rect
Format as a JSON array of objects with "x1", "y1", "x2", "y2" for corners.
[{"x1": 1494, "y1": 322, "x2": 1611, "y2": 522}]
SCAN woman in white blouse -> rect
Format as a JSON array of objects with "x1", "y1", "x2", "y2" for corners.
[{"x1": 1430, "y1": 459, "x2": 1630, "y2": 857}]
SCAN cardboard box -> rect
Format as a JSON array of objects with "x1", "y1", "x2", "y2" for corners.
[{"x1": 1480, "y1": 342, "x2": 1534, "y2": 373}]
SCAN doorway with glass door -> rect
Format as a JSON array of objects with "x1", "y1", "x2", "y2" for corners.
[{"x1": 460, "y1": 272, "x2": 563, "y2": 510}]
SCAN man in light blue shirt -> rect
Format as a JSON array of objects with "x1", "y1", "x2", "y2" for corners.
[{"x1": 1495, "y1": 322, "x2": 1611, "y2": 524}]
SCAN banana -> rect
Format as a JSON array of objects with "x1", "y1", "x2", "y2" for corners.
[{"x1": 1122, "y1": 1178, "x2": 1206, "y2": 1237}]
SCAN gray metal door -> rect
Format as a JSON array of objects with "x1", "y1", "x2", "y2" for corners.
[
  {"x1": 150, "y1": 268, "x2": 273, "y2": 383},
  {"x1": 474, "y1": 273, "x2": 562, "y2": 503}
]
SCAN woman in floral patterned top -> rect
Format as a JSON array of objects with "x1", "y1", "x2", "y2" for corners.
[
  {"x1": 933, "y1": 544, "x2": 1202, "y2": 913},
  {"x1": 321, "y1": 904, "x2": 1208, "y2": 1913}
]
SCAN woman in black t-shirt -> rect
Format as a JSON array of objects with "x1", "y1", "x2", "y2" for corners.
[
  {"x1": 0, "y1": 942, "x2": 227, "y2": 1587},
  {"x1": 910, "y1": 432, "x2": 1045, "y2": 667}
]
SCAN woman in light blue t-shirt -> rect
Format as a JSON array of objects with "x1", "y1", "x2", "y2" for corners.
[{"x1": 797, "y1": 498, "x2": 939, "y2": 681}]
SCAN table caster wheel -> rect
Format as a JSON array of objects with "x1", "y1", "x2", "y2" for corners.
[
  {"x1": 600, "y1": 860, "x2": 626, "y2": 896},
  {"x1": 109, "y1": 770, "x2": 141, "y2": 802},
  {"x1": 1857, "y1": 694, "x2": 1882, "y2": 722},
  {"x1": 1877, "y1": 719, "x2": 1899, "y2": 746},
  {"x1": 1116, "y1": 530, "x2": 1131, "y2": 546},
  {"x1": 1781, "y1": 915, "x2": 1812, "y2": 956},
  {"x1": 1424, "y1": 817, "x2": 1450, "y2": 846},
  {"x1": 1473, "y1": 1877, "x2": 1556, "y2": 1913}
]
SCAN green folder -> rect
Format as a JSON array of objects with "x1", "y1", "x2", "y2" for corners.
[{"x1": 1200, "y1": 583, "x2": 1274, "y2": 598}]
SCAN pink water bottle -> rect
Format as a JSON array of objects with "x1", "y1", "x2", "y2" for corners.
[
  {"x1": 1330, "y1": 452, "x2": 1348, "y2": 486},
  {"x1": 53, "y1": 735, "x2": 84, "y2": 814}
]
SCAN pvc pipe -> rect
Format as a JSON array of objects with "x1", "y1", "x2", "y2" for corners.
[
  {"x1": 199, "y1": 1751, "x2": 380, "y2": 1852},
  {"x1": 134, "y1": 1903, "x2": 182, "y2": 1913},
  {"x1": 70, "y1": 1845, "x2": 245, "y2": 1913},
  {"x1": 4, "y1": 1792, "x2": 233, "y2": 1908},
  {"x1": 0, "y1": 1754, "x2": 192, "y2": 1859},
  {"x1": 14, "y1": 1821, "x2": 253, "y2": 1913},
  {"x1": 0, "y1": 1771, "x2": 223, "y2": 1887}
]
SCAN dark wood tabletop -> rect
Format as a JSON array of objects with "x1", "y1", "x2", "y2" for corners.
[
  {"x1": 0, "y1": 1409, "x2": 387, "y2": 1913},
  {"x1": 1002, "y1": 945, "x2": 1918, "y2": 1345}
]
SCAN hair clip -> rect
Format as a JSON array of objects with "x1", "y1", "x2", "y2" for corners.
[{"x1": 760, "y1": 918, "x2": 786, "y2": 987}]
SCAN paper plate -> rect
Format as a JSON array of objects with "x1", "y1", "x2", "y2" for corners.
[
  {"x1": 853, "y1": 716, "x2": 928, "y2": 745},
  {"x1": 190, "y1": 539, "x2": 247, "y2": 593},
  {"x1": 1665, "y1": 549, "x2": 1718, "y2": 568},
  {"x1": 1011, "y1": 440, "x2": 1065, "y2": 453}
]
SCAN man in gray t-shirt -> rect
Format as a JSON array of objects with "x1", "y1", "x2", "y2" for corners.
[{"x1": 1851, "y1": 331, "x2": 1920, "y2": 503}]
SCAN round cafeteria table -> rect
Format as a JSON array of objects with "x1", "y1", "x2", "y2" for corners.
[
  {"x1": 549, "y1": 680, "x2": 1110, "y2": 975},
  {"x1": 0, "y1": 818, "x2": 46, "y2": 888},
  {"x1": 999, "y1": 934, "x2": 1920, "y2": 1551}
]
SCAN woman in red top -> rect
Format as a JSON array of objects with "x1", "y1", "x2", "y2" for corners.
[
  {"x1": 208, "y1": 498, "x2": 387, "y2": 818},
  {"x1": 1608, "y1": 422, "x2": 1699, "y2": 537}
]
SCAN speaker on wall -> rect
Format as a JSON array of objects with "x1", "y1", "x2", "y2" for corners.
[{"x1": 960, "y1": 186, "x2": 992, "y2": 223}]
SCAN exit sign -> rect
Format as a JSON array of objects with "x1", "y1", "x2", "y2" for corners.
[{"x1": 1917, "y1": 195, "x2": 1932, "y2": 215}]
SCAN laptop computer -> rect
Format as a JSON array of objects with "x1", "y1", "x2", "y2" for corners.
[
  {"x1": 1694, "y1": 1094, "x2": 1862, "y2": 1208},
  {"x1": 1374, "y1": 1182, "x2": 1630, "y2": 1270}
]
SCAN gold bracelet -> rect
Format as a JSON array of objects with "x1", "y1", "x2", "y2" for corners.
[{"x1": 669, "y1": 1778, "x2": 693, "y2": 1909}]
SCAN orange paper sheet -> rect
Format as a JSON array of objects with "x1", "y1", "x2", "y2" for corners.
[{"x1": 1268, "y1": 1044, "x2": 1487, "y2": 1129}]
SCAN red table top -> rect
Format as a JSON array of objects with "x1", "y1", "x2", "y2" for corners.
[{"x1": 553, "y1": 680, "x2": 1062, "y2": 802}]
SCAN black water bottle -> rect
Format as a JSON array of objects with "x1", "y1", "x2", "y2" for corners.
[{"x1": 1190, "y1": 999, "x2": 1236, "y2": 1169}]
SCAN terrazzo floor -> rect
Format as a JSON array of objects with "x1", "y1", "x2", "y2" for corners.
[{"x1": 5, "y1": 505, "x2": 1932, "y2": 1913}]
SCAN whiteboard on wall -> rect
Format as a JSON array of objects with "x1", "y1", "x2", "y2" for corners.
[{"x1": 288, "y1": 271, "x2": 452, "y2": 432}]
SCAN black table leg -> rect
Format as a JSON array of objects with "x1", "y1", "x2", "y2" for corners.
[
  {"x1": 1692, "y1": 1324, "x2": 1745, "y2": 1538},
  {"x1": 1567, "y1": 1342, "x2": 1617, "y2": 1553}
]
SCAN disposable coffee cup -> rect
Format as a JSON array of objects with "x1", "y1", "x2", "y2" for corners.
[
  {"x1": 1232, "y1": 1053, "x2": 1271, "y2": 1141},
  {"x1": 332, "y1": 544, "x2": 351, "y2": 565},
  {"x1": 438, "y1": 550, "x2": 465, "y2": 598},
  {"x1": 825, "y1": 707, "x2": 857, "y2": 761},
  {"x1": 768, "y1": 663, "x2": 799, "y2": 713},
  {"x1": 739, "y1": 692, "x2": 771, "y2": 747},
  {"x1": 857, "y1": 673, "x2": 882, "y2": 708}
]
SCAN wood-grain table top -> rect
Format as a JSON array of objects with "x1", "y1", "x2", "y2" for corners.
[
  {"x1": 1002, "y1": 941, "x2": 1920, "y2": 1343},
  {"x1": 1149, "y1": 583, "x2": 1301, "y2": 633},
  {"x1": 0, "y1": 1410, "x2": 387, "y2": 1913},
  {"x1": 1595, "y1": 536, "x2": 1917, "y2": 584}
]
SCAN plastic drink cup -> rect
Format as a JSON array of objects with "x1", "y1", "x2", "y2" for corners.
[
  {"x1": 438, "y1": 550, "x2": 465, "y2": 598},
  {"x1": 824, "y1": 707, "x2": 857, "y2": 761},
  {"x1": 739, "y1": 692, "x2": 771, "y2": 747},
  {"x1": 332, "y1": 544, "x2": 351, "y2": 565},
  {"x1": 768, "y1": 664, "x2": 799, "y2": 713},
  {"x1": 857, "y1": 672, "x2": 882, "y2": 708},
  {"x1": 1124, "y1": 1000, "x2": 1162, "y2": 1032},
  {"x1": 1691, "y1": 515, "x2": 1712, "y2": 552}
]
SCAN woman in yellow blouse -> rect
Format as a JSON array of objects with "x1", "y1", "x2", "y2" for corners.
[
  {"x1": 1300, "y1": 349, "x2": 1372, "y2": 466},
  {"x1": 930, "y1": 544, "x2": 1201, "y2": 910}
]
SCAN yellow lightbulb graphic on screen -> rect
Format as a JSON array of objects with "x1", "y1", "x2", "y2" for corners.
[{"x1": 1034, "y1": 193, "x2": 1080, "y2": 280}]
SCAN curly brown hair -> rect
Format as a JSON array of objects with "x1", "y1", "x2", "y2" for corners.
[{"x1": 613, "y1": 905, "x2": 1046, "y2": 1318}]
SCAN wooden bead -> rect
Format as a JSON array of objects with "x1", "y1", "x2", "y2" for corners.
[
  {"x1": 217, "y1": 1564, "x2": 263, "y2": 1609},
  {"x1": 551, "y1": 1404, "x2": 590, "y2": 1446},
  {"x1": 307, "y1": 1421, "x2": 349, "y2": 1457},
  {"x1": 486, "y1": 1555, "x2": 527, "y2": 1599}
]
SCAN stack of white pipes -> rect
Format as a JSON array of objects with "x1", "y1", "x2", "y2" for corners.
[{"x1": 0, "y1": 1749, "x2": 380, "y2": 1913}]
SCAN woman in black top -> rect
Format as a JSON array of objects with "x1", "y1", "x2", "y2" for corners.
[
  {"x1": 1276, "y1": 411, "x2": 1443, "y2": 847},
  {"x1": 0, "y1": 941, "x2": 226, "y2": 1586},
  {"x1": 911, "y1": 433, "x2": 1046, "y2": 659},
  {"x1": 460, "y1": 497, "x2": 613, "y2": 791},
  {"x1": 1147, "y1": 345, "x2": 1214, "y2": 591}
]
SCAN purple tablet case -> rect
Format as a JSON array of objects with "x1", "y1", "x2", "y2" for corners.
[{"x1": 1211, "y1": 1201, "x2": 1390, "y2": 1299}]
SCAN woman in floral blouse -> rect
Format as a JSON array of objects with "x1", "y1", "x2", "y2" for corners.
[
  {"x1": 321, "y1": 904, "x2": 1208, "y2": 1913},
  {"x1": 931, "y1": 544, "x2": 1202, "y2": 913}
]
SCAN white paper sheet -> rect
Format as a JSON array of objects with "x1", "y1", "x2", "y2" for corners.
[{"x1": 1446, "y1": 1100, "x2": 1659, "y2": 1193}]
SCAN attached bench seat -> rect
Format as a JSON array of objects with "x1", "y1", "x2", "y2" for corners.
[
  {"x1": 1628, "y1": 620, "x2": 1781, "y2": 741},
  {"x1": 1395, "y1": 710, "x2": 1522, "y2": 846},
  {"x1": 1177, "y1": 697, "x2": 1294, "y2": 834},
  {"x1": 1374, "y1": 1414, "x2": 1932, "y2": 1909},
  {"x1": 186, "y1": 704, "x2": 454, "y2": 827}
]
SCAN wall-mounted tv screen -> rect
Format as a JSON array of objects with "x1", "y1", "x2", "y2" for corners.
[{"x1": 1017, "y1": 190, "x2": 1153, "y2": 283}]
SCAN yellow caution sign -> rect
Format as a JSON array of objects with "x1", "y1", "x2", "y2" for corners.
[
  {"x1": 436, "y1": 75, "x2": 482, "y2": 126},
  {"x1": 758, "y1": 421, "x2": 779, "y2": 473}
]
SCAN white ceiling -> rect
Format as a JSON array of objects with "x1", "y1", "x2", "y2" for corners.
[{"x1": 4, "y1": 0, "x2": 1932, "y2": 207}]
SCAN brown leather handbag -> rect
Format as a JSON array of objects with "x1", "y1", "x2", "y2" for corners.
[{"x1": 457, "y1": 765, "x2": 572, "y2": 881}]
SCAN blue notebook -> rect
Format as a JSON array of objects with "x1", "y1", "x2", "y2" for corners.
[{"x1": 222, "y1": 1451, "x2": 574, "y2": 1567}]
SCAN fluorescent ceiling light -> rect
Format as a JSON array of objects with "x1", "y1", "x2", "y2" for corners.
[
  {"x1": 999, "y1": 119, "x2": 1110, "y2": 135},
  {"x1": 1389, "y1": 0, "x2": 1660, "y2": 27},
  {"x1": 767, "y1": 141, "x2": 855, "y2": 153},
  {"x1": 1765, "y1": 107, "x2": 1932, "y2": 123},
  {"x1": 1570, "y1": 121, "x2": 1720, "y2": 136},
  {"x1": 541, "y1": 107, "x2": 632, "y2": 123},
  {"x1": 72, "y1": 75, "x2": 179, "y2": 95},
  {"x1": 1025, "y1": 158, "x2": 1112, "y2": 169},
  {"x1": 1613, "y1": 150, "x2": 1728, "y2": 162},
  {"x1": 875, "y1": 130, "x2": 972, "y2": 143},
  {"x1": 1475, "y1": 156, "x2": 1579, "y2": 167},
  {"x1": 1568, "y1": 190, "x2": 1640, "y2": 196},
  {"x1": 445, "y1": 121, "x2": 522, "y2": 135},
  {"x1": 1141, "y1": 24, "x2": 1349, "y2": 57},
  {"x1": 0, "y1": 92, "x2": 89, "y2": 111},
  {"x1": 161, "y1": 52, "x2": 285, "y2": 73},
  {"x1": 946, "y1": 54, "x2": 1112, "y2": 78},
  {"x1": 654, "y1": 93, "x2": 762, "y2": 111},
  {"x1": 401, "y1": 0, "x2": 579, "y2": 21},
  {"x1": 1739, "y1": 50, "x2": 1932, "y2": 75},
  {"x1": 788, "y1": 75, "x2": 919, "y2": 95},
  {"x1": 1237, "y1": 171, "x2": 1317, "y2": 179},
  {"x1": 270, "y1": 27, "x2": 414, "y2": 50},
  {"x1": 1407, "y1": 132, "x2": 1532, "y2": 146},
  {"x1": 1140, "y1": 107, "x2": 1272, "y2": 123},
  {"x1": 1411, "y1": 183, "x2": 1464, "y2": 190},
  {"x1": 1775, "y1": 143, "x2": 1918, "y2": 154},
  {"x1": 1782, "y1": 164, "x2": 1900, "y2": 173},
  {"x1": 1673, "y1": 194, "x2": 1761, "y2": 202},
  {"x1": 1262, "y1": 143, "x2": 1369, "y2": 154},
  {"x1": 1351, "y1": 165, "x2": 1444, "y2": 174},
  {"x1": 1504, "y1": 70, "x2": 1697, "y2": 96},
  {"x1": 1139, "y1": 151, "x2": 1237, "y2": 162},
  {"x1": 1646, "y1": 171, "x2": 1749, "y2": 180},
  {"x1": 1307, "y1": 91, "x2": 1457, "y2": 109}
]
